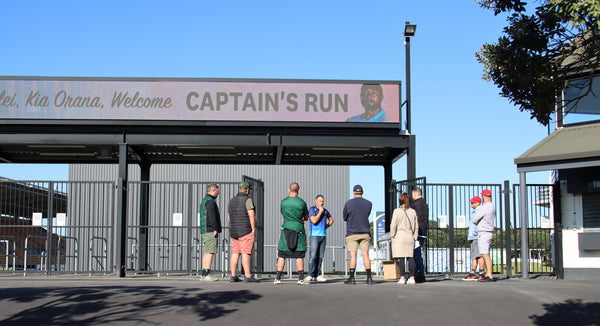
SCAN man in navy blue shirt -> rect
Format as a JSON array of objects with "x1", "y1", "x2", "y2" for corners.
[
  {"x1": 343, "y1": 185, "x2": 374, "y2": 285},
  {"x1": 307, "y1": 195, "x2": 334, "y2": 282}
]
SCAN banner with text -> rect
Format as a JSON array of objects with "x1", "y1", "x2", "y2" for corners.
[{"x1": 0, "y1": 78, "x2": 400, "y2": 123}]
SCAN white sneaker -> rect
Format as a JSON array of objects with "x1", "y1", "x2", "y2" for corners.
[
  {"x1": 397, "y1": 278, "x2": 406, "y2": 284},
  {"x1": 406, "y1": 278, "x2": 416, "y2": 285},
  {"x1": 203, "y1": 275, "x2": 218, "y2": 281},
  {"x1": 304, "y1": 276, "x2": 313, "y2": 282},
  {"x1": 316, "y1": 275, "x2": 327, "y2": 282}
]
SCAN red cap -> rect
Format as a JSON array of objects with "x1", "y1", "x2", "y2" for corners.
[
  {"x1": 482, "y1": 189, "x2": 492, "y2": 197},
  {"x1": 469, "y1": 196, "x2": 481, "y2": 203}
]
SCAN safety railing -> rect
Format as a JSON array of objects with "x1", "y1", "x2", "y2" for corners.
[
  {"x1": 57, "y1": 235, "x2": 79, "y2": 274},
  {"x1": 24, "y1": 235, "x2": 48, "y2": 276},
  {"x1": 191, "y1": 237, "x2": 202, "y2": 275},
  {"x1": 157, "y1": 237, "x2": 170, "y2": 276},
  {"x1": 0, "y1": 236, "x2": 17, "y2": 272},
  {"x1": 89, "y1": 236, "x2": 108, "y2": 276},
  {"x1": 127, "y1": 237, "x2": 138, "y2": 273}
]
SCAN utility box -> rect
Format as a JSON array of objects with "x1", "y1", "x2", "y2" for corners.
[{"x1": 383, "y1": 260, "x2": 400, "y2": 279}]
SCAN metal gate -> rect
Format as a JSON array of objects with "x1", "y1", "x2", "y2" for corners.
[
  {"x1": 0, "y1": 180, "x2": 115, "y2": 275},
  {"x1": 243, "y1": 175, "x2": 265, "y2": 275},
  {"x1": 393, "y1": 179, "x2": 554, "y2": 276},
  {"x1": 0, "y1": 178, "x2": 264, "y2": 276},
  {"x1": 512, "y1": 184, "x2": 555, "y2": 275}
]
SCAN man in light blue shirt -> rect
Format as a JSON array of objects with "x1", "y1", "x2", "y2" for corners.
[
  {"x1": 307, "y1": 195, "x2": 334, "y2": 282},
  {"x1": 463, "y1": 196, "x2": 484, "y2": 281}
]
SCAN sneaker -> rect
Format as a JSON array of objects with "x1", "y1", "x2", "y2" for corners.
[
  {"x1": 297, "y1": 278, "x2": 309, "y2": 285},
  {"x1": 406, "y1": 278, "x2": 416, "y2": 285},
  {"x1": 479, "y1": 276, "x2": 494, "y2": 282},
  {"x1": 203, "y1": 275, "x2": 217, "y2": 281},
  {"x1": 316, "y1": 275, "x2": 327, "y2": 282},
  {"x1": 230, "y1": 275, "x2": 242, "y2": 283},
  {"x1": 273, "y1": 279, "x2": 282, "y2": 285},
  {"x1": 478, "y1": 274, "x2": 485, "y2": 281},
  {"x1": 344, "y1": 276, "x2": 356, "y2": 285},
  {"x1": 366, "y1": 276, "x2": 375, "y2": 285},
  {"x1": 397, "y1": 278, "x2": 406, "y2": 284},
  {"x1": 463, "y1": 273, "x2": 479, "y2": 281},
  {"x1": 243, "y1": 276, "x2": 260, "y2": 283},
  {"x1": 304, "y1": 276, "x2": 313, "y2": 282}
]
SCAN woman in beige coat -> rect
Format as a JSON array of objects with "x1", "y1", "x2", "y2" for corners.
[{"x1": 390, "y1": 192, "x2": 419, "y2": 284}]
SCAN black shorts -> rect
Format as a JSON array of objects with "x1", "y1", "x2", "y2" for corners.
[{"x1": 278, "y1": 250, "x2": 306, "y2": 259}]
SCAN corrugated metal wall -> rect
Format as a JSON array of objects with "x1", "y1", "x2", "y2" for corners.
[{"x1": 70, "y1": 164, "x2": 351, "y2": 273}]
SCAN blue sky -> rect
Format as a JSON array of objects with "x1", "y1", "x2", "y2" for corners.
[{"x1": 0, "y1": 1, "x2": 553, "y2": 210}]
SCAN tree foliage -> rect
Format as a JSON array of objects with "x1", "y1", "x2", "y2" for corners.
[{"x1": 476, "y1": 0, "x2": 600, "y2": 125}]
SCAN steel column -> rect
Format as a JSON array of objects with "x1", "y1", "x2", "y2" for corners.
[
  {"x1": 116, "y1": 143, "x2": 129, "y2": 277},
  {"x1": 138, "y1": 162, "x2": 150, "y2": 272},
  {"x1": 384, "y1": 161, "x2": 393, "y2": 232},
  {"x1": 519, "y1": 172, "x2": 529, "y2": 278},
  {"x1": 504, "y1": 180, "x2": 512, "y2": 278}
]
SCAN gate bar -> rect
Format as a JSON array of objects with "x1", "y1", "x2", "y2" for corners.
[
  {"x1": 503, "y1": 180, "x2": 512, "y2": 278},
  {"x1": 519, "y1": 172, "x2": 529, "y2": 278}
]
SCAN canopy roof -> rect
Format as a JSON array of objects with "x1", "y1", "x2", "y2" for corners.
[
  {"x1": 0, "y1": 120, "x2": 409, "y2": 166},
  {"x1": 515, "y1": 121, "x2": 600, "y2": 172}
]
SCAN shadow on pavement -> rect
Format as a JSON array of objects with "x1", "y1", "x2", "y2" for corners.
[
  {"x1": 0, "y1": 286, "x2": 262, "y2": 325},
  {"x1": 529, "y1": 299, "x2": 600, "y2": 326}
]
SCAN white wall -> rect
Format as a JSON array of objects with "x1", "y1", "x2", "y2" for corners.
[{"x1": 560, "y1": 181, "x2": 600, "y2": 272}]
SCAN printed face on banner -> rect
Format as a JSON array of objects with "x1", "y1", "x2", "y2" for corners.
[{"x1": 0, "y1": 79, "x2": 400, "y2": 123}]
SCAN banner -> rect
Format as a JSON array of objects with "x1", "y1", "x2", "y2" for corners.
[
  {"x1": 0, "y1": 78, "x2": 400, "y2": 123},
  {"x1": 374, "y1": 211, "x2": 386, "y2": 243}
]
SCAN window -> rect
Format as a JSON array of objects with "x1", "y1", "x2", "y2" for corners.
[{"x1": 583, "y1": 192, "x2": 600, "y2": 229}]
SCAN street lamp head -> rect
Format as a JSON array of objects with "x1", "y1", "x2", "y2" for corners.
[{"x1": 403, "y1": 21, "x2": 417, "y2": 37}]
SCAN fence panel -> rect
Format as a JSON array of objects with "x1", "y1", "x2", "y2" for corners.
[
  {"x1": 512, "y1": 184, "x2": 555, "y2": 274},
  {"x1": 393, "y1": 181, "x2": 511, "y2": 276}
]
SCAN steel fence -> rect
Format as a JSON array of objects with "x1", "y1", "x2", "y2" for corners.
[
  {"x1": 1, "y1": 178, "x2": 554, "y2": 277},
  {"x1": 392, "y1": 180, "x2": 554, "y2": 276}
]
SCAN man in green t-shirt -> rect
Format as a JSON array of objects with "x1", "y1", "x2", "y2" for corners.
[{"x1": 274, "y1": 182, "x2": 309, "y2": 285}]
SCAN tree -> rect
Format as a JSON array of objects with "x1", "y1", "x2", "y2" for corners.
[{"x1": 476, "y1": 0, "x2": 600, "y2": 125}]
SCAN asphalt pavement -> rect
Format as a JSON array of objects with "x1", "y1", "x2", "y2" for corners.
[{"x1": 1, "y1": 274, "x2": 599, "y2": 326}]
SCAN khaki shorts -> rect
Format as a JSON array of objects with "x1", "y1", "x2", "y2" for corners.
[
  {"x1": 202, "y1": 232, "x2": 218, "y2": 254},
  {"x1": 346, "y1": 234, "x2": 371, "y2": 252}
]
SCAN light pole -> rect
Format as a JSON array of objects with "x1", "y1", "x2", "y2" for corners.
[{"x1": 404, "y1": 21, "x2": 416, "y2": 133}]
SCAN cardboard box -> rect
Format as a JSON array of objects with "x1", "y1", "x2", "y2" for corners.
[{"x1": 383, "y1": 260, "x2": 400, "y2": 280}]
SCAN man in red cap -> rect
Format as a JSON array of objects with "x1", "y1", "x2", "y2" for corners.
[
  {"x1": 463, "y1": 196, "x2": 484, "y2": 281},
  {"x1": 471, "y1": 189, "x2": 496, "y2": 282}
]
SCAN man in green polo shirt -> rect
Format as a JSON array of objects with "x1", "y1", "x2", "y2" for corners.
[
  {"x1": 274, "y1": 182, "x2": 309, "y2": 285},
  {"x1": 199, "y1": 184, "x2": 222, "y2": 281}
]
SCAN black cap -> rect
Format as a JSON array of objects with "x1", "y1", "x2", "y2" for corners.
[{"x1": 353, "y1": 185, "x2": 363, "y2": 193}]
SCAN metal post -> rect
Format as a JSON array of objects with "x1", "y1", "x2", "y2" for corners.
[
  {"x1": 116, "y1": 142, "x2": 129, "y2": 277},
  {"x1": 519, "y1": 172, "x2": 529, "y2": 278},
  {"x1": 187, "y1": 182, "x2": 193, "y2": 276},
  {"x1": 407, "y1": 135, "x2": 416, "y2": 181},
  {"x1": 448, "y1": 186, "x2": 454, "y2": 277},
  {"x1": 503, "y1": 180, "x2": 512, "y2": 278},
  {"x1": 384, "y1": 161, "x2": 393, "y2": 233},
  {"x1": 405, "y1": 35, "x2": 412, "y2": 133},
  {"x1": 46, "y1": 182, "x2": 54, "y2": 274},
  {"x1": 139, "y1": 162, "x2": 150, "y2": 272}
]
